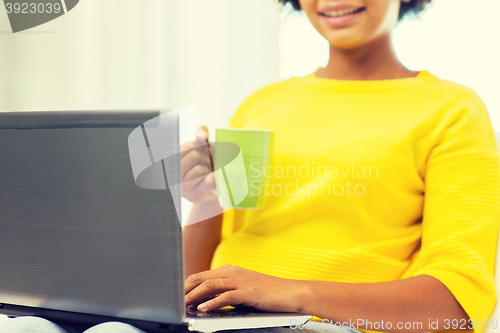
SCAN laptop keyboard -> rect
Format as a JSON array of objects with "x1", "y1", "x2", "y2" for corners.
[{"x1": 186, "y1": 306, "x2": 262, "y2": 318}]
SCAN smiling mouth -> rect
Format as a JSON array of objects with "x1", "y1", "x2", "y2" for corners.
[{"x1": 319, "y1": 7, "x2": 366, "y2": 18}]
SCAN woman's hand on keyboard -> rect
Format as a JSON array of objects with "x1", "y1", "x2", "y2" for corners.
[{"x1": 184, "y1": 264, "x2": 308, "y2": 314}]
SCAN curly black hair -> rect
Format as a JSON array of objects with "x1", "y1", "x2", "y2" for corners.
[{"x1": 278, "y1": 0, "x2": 432, "y2": 21}]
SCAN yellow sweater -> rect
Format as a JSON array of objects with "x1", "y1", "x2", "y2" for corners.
[{"x1": 211, "y1": 70, "x2": 500, "y2": 331}]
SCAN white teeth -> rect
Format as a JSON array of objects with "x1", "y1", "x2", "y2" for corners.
[{"x1": 323, "y1": 8, "x2": 360, "y2": 17}]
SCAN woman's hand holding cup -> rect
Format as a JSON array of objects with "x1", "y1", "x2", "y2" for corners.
[{"x1": 181, "y1": 126, "x2": 217, "y2": 204}]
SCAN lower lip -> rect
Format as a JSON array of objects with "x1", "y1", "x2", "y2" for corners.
[{"x1": 320, "y1": 9, "x2": 365, "y2": 27}]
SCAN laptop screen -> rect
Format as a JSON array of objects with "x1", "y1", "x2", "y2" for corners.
[{"x1": 0, "y1": 110, "x2": 185, "y2": 325}]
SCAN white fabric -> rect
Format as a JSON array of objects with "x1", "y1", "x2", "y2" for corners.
[{"x1": 0, "y1": 317, "x2": 146, "y2": 333}]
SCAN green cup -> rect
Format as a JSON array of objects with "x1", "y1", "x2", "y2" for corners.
[{"x1": 214, "y1": 129, "x2": 275, "y2": 209}]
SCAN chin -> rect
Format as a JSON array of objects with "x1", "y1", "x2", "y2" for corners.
[
  {"x1": 316, "y1": 25, "x2": 367, "y2": 49},
  {"x1": 325, "y1": 35, "x2": 367, "y2": 50}
]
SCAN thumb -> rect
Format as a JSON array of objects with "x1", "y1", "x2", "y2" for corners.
[{"x1": 195, "y1": 126, "x2": 209, "y2": 142}]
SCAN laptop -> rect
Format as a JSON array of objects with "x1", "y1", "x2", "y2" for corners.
[{"x1": 0, "y1": 110, "x2": 311, "y2": 333}]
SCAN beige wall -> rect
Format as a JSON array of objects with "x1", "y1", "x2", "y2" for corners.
[
  {"x1": 0, "y1": 0, "x2": 280, "y2": 136},
  {"x1": 165, "y1": 0, "x2": 280, "y2": 136},
  {"x1": 0, "y1": 0, "x2": 281, "y2": 236}
]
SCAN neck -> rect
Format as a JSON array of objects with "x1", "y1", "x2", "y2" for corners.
[{"x1": 317, "y1": 33, "x2": 417, "y2": 81}]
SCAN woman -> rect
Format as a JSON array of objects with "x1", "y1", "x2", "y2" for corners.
[
  {"x1": 4, "y1": 0, "x2": 499, "y2": 332},
  {"x1": 183, "y1": 0, "x2": 499, "y2": 332}
]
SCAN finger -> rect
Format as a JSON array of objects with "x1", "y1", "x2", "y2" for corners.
[
  {"x1": 182, "y1": 174, "x2": 214, "y2": 203},
  {"x1": 181, "y1": 149, "x2": 212, "y2": 178},
  {"x1": 185, "y1": 269, "x2": 229, "y2": 294},
  {"x1": 180, "y1": 140, "x2": 210, "y2": 159},
  {"x1": 180, "y1": 140, "x2": 199, "y2": 158},
  {"x1": 181, "y1": 146, "x2": 211, "y2": 168},
  {"x1": 185, "y1": 293, "x2": 218, "y2": 309},
  {"x1": 183, "y1": 165, "x2": 212, "y2": 184},
  {"x1": 185, "y1": 278, "x2": 236, "y2": 307},
  {"x1": 182, "y1": 173, "x2": 215, "y2": 203},
  {"x1": 197, "y1": 291, "x2": 243, "y2": 312}
]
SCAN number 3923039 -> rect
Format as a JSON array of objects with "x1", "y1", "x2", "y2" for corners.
[{"x1": 5, "y1": 2, "x2": 62, "y2": 14}]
